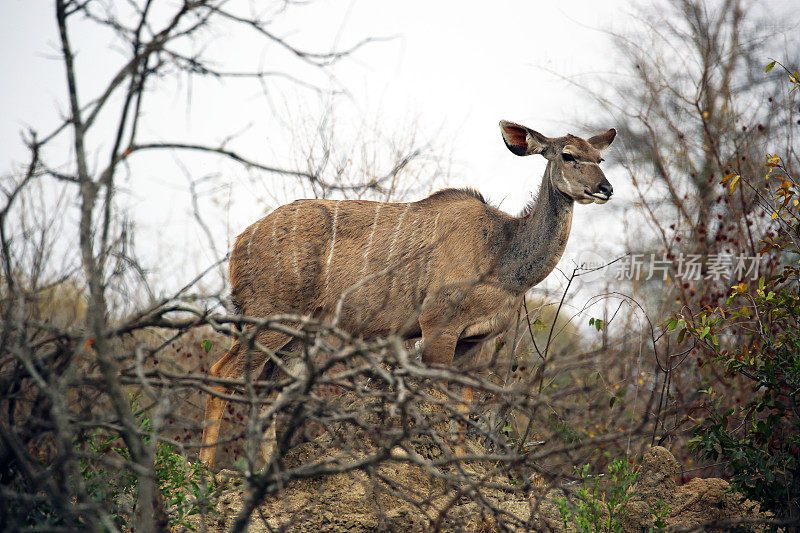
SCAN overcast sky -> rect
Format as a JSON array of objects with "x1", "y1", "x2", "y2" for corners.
[{"x1": 1, "y1": 0, "x2": 636, "y2": 298}]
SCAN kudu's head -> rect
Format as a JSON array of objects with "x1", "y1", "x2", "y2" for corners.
[{"x1": 500, "y1": 120, "x2": 616, "y2": 205}]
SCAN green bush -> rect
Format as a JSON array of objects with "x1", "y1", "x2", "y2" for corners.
[
  {"x1": 555, "y1": 457, "x2": 670, "y2": 532},
  {"x1": 676, "y1": 267, "x2": 800, "y2": 521},
  {"x1": 77, "y1": 395, "x2": 227, "y2": 529},
  {"x1": 555, "y1": 458, "x2": 640, "y2": 533}
]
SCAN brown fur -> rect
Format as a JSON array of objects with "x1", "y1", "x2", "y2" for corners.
[
  {"x1": 199, "y1": 120, "x2": 616, "y2": 466},
  {"x1": 230, "y1": 191, "x2": 513, "y2": 347}
]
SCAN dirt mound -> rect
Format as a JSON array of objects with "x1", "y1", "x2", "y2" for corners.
[
  {"x1": 622, "y1": 446, "x2": 764, "y2": 532},
  {"x1": 193, "y1": 442, "x2": 765, "y2": 532}
]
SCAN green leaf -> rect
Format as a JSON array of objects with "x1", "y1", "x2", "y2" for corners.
[
  {"x1": 766, "y1": 60, "x2": 776, "y2": 72},
  {"x1": 201, "y1": 339, "x2": 213, "y2": 353}
]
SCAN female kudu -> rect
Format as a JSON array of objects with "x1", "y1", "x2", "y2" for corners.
[{"x1": 200, "y1": 120, "x2": 616, "y2": 467}]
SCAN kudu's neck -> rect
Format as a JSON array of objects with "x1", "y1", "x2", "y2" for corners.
[{"x1": 499, "y1": 161, "x2": 574, "y2": 289}]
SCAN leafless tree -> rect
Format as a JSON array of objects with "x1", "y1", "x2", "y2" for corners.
[{"x1": 0, "y1": 0, "x2": 440, "y2": 529}]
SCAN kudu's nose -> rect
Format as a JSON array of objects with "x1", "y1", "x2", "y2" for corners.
[{"x1": 597, "y1": 183, "x2": 613, "y2": 198}]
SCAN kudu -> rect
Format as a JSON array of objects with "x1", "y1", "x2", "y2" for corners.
[{"x1": 200, "y1": 120, "x2": 616, "y2": 467}]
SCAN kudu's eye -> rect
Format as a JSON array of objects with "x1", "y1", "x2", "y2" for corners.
[{"x1": 561, "y1": 153, "x2": 576, "y2": 162}]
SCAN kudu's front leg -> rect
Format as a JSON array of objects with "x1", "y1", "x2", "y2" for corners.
[{"x1": 420, "y1": 320, "x2": 471, "y2": 456}]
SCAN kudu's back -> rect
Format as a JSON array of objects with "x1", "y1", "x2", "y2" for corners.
[{"x1": 229, "y1": 190, "x2": 513, "y2": 340}]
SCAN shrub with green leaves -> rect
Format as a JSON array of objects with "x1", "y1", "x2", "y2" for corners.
[
  {"x1": 555, "y1": 458, "x2": 640, "y2": 533},
  {"x1": 665, "y1": 65, "x2": 800, "y2": 522},
  {"x1": 77, "y1": 395, "x2": 226, "y2": 529},
  {"x1": 677, "y1": 269, "x2": 800, "y2": 521}
]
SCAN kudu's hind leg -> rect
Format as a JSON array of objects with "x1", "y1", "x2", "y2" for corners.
[
  {"x1": 200, "y1": 341, "x2": 241, "y2": 467},
  {"x1": 200, "y1": 328, "x2": 292, "y2": 468}
]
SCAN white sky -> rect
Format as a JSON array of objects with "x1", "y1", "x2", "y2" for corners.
[{"x1": 1, "y1": 0, "x2": 634, "y2": 301}]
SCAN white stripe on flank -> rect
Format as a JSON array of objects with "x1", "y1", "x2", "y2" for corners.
[
  {"x1": 360, "y1": 204, "x2": 382, "y2": 278},
  {"x1": 291, "y1": 205, "x2": 299, "y2": 279},
  {"x1": 270, "y1": 215, "x2": 278, "y2": 271},
  {"x1": 426, "y1": 213, "x2": 441, "y2": 278},
  {"x1": 431, "y1": 213, "x2": 441, "y2": 247},
  {"x1": 246, "y1": 219, "x2": 260, "y2": 261},
  {"x1": 401, "y1": 213, "x2": 420, "y2": 287},
  {"x1": 324, "y1": 202, "x2": 341, "y2": 291},
  {"x1": 387, "y1": 204, "x2": 409, "y2": 262}
]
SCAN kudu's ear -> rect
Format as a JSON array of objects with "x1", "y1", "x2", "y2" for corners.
[
  {"x1": 587, "y1": 128, "x2": 617, "y2": 151},
  {"x1": 499, "y1": 120, "x2": 550, "y2": 156}
]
